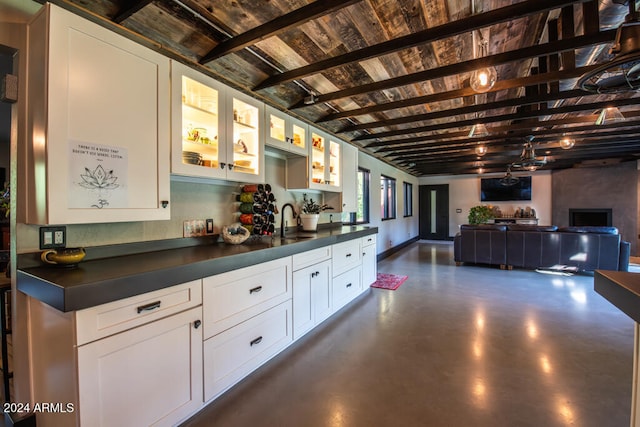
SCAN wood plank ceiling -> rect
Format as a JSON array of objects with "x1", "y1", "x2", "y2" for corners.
[{"x1": 39, "y1": 0, "x2": 640, "y2": 176}]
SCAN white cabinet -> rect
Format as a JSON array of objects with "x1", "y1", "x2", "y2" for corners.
[
  {"x1": 332, "y1": 265, "x2": 362, "y2": 312},
  {"x1": 26, "y1": 4, "x2": 171, "y2": 224},
  {"x1": 203, "y1": 300, "x2": 292, "y2": 401},
  {"x1": 292, "y1": 246, "x2": 332, "y2": 339},
  {"x1": 332, "y1": 239, "x2": 362, "y2": 277},
  {"x1": 78, "y1": 307, "x2": 203, "y2": 427},
  {"x1": 287, "y1": 127, "x2": 342, "y2": 192},
  {"x1": 362, "y1": 235, "x2": 378, "y2": 288},
  {"x1": 28, "y1": 280, "x2": 204, "y2": 427},
  {"x1": 341, "y1": 142, "x2": 358, "y2": 213},
  {"x1": 171, "y1": 61, "x2": 264, "y2": 183},
  {"x1": 202, "y1": 257, "x2": 293, "y2": 401},
  {"x1": 265, "y1": 105, "x2": 308, "y2": 156},
  {"x1": 227, "y1": 88, "x2": 265, "y2": 183}
]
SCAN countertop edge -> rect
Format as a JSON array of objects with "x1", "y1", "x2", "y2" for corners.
[
  {"x1": 594, "y1": 269, "x2": 640, "y2": 323},
  {"x1": 18, "y1": 227, "x2": 377, "y2": 312}
]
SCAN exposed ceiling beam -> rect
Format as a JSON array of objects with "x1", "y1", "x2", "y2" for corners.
[
  {"x1": 302, "y1": 30, "x2": 616, "y2": 109},
  {"x1": 352, "y1": 96, "x2": 640, "y2": 141},
  {"x1": 253, "y1": 0, "x2": 591, "y2": 90},
  {"x1": 199, "y1": 0, "x2": 362, "y2": 64},
  {"x1": 113, "y1": 0, "x2": 153, "y2": 23},
  {"x1": 342, "y1": 89, "x2": 589, "y2": 132},
  {"x1": 314, "y1": 65, "x2": 602, "y2": 120}
]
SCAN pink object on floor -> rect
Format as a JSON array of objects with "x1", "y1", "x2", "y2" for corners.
[{"x1": 370, "y1": 273, "x2": 408, "y2": 290}]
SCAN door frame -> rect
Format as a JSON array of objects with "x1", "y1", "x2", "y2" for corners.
[{"x1": 419, "y1": 184, "x2": 449, "y2": 240}]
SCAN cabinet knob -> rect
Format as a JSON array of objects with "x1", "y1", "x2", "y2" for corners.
[
  {"x1": 228, "y1": 163, "x2": 235, "y2": 170},
  {"x1": 346, "y1": 253, "x2": 352, "y2": 257},
  {"x1": 161, "y1": 200, "x2": 169, "y2": 208},
  {"x1": 194, "y1": 320, "x2": 202, "y2": 329},
  {"x1": 220, "y1": 162, "x2": 226, "y2": 169},
  {"x1": 346, "y1": 283, "x2": 352, "y2": 288}
]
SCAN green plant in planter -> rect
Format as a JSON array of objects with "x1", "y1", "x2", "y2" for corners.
[
  {"x1": 468, "y1": 205, "x2": 493, "y2": 225},
  {"x1": 300, "y1": 193, "x2": 333, "y2": 214},
  {"x1": 0, "y1": 184, "x2": 9, "y2": 219}
]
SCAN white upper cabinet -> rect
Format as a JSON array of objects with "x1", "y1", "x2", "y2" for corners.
[
  {"x1": 227, "y1": 88, "x2": 265, "y2": 183},
  {"x1": 171, "y1": 61, "x2": 264, "y2": 183},
  {"x1": 26, "y1": 4, "x2": 171, "y2": 224},
  {"x1": 287, "y1": 127, "x2": 342, "y2": 192},
  {"x1": 265, "y1": 105, "x2": 308, "y2": 157}
]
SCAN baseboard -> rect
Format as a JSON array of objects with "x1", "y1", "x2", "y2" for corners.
[{"x1": 377, "y1": 236, "x2": 419, "y2": 261}]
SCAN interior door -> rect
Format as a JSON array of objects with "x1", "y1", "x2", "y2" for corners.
[{"x1": 419, "y1": 184, "x2": 449, "y2": 240}]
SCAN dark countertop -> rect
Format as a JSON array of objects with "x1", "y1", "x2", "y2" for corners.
[
  {"x1": 594, "y1": 270, "x2": 640, "y2": 323},
  {"x1": 18, "y1": 226, "x2": 377, "y2": 313}
]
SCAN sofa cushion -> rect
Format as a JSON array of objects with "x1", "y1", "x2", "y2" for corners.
[
  {"x1": 460, "y1": 224, "x2": 507, "y2": 231},
  {"x1": 506, "y1": 224, "x2": 558, "y2": 232},
  {"x1": 557, "y1": 226, "x2": 619, "y2": 235}
]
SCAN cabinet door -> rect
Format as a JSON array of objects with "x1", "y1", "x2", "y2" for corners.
[
  {"x1": 292, "y1": 260, "x2": 331, "y2": 340},
  {"x1": 226, "y1": 88, "x2": 265, "y2": 183},
  {"x1": 362, "y1": 244, "x2": 377, "y2": 289},
  {"x1": 28, "y1": 4, "x2": 170, "y2": 224},
  {"x1": 265, "y1": 105, "x2": 308, "y2": 156},
  {"x1": 171, "y1": 61, "x2": 227, "y2": 180},
  {"x1": 77, "y1": 307, "x2": 203, "y2": 427}
]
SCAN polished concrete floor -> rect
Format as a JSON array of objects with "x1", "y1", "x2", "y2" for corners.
[{"x1": 181, "y1": 241, "x2": 634, "y2": 427}]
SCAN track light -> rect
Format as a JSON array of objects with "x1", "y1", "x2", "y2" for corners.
[{"x1": 303, "y1": 92, "x2": 317, "y2": 105}]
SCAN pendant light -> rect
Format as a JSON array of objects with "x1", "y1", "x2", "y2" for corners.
[
  {"x1": 470, "y1": 35, "x2": 497, "y2": 93},
  {"x1": 559, "y1": 135, "x2": 575, "y2": 150},
  {"x1": 595, "y1": 106, "x2": 625, "y2": 125},
  {"x1": 474, "y1": 143, "x2": 488, "y2": 156}
]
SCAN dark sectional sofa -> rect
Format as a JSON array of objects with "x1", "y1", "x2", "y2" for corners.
[{"x1": 454, "y1": 224, "x2": 630, "y2": 272}]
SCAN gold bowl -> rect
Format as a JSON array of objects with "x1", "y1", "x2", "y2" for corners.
[{"x1": 41, "y1": 247, "x2": 86, "y2": 266}]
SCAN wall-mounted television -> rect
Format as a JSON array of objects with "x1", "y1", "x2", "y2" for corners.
[{"x1": 480, "y1": 176, "x2": 532, "y2": 202}]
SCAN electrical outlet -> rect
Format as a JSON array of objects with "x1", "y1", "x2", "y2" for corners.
[{"x1": 40, "y1": 226, "x2": 66, "y2": 249}]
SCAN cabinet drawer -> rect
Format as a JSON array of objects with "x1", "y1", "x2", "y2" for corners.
[
  {"x1": 332, "y1": 239, "x2": 361, "y2": 277},
  {"x1": 203, "y1": 257, "x2": 291, "y2": 338},
  {"x1": 362, "y1": 234, "x2": 377, "y2": 248},
  {"x1": 332, "y1": 266, "x2": 361, "y2": 312},
  {"x1": 75, "y1": 280, "x2": 202, "y2": 345},
  {"x1": 203, "y1": 300, "x2": 292, "y2": 401},
  {"x1": 292, "y1": 246, "x2": 331, "y2": 271}
]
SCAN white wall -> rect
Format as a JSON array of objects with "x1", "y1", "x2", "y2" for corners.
[
  {"x1": 419, "y1": 171, "x2": 552, "y2": 237},
  {"x1": 358, "y1": 152, "x2": 420, "y2": 254}
]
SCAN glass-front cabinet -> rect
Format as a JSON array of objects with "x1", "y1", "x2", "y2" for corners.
[
  {"x1": 171, "y1": 61, "x2": 264, "y2": 183},
  {"x1": 265, "y1": 105, "x2": 308, "y2": 156},
  {"x1": 227, "y1": 89, "x2": 263, "y2": 182},
  {"x1": 287, "y1": 127, "x2": 341, "y2": 192}
]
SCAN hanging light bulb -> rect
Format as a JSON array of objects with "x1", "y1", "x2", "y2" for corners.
[
  {"x1": 595, "y1": 106, "x2": 625, "y2": 125},
  {"x1": 475, "y1": 144, "x2": 487, "y2": 156},
  {"x1": 559, "y1": 135, "x2": 575, "y2": 150},
  {"x1": 470, "y1": 38, "x2": 497, "y2": 93}
]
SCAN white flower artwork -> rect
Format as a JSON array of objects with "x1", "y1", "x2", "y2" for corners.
[{"x1": 68, "y1": 141, "x2": 128, "y2": 209}]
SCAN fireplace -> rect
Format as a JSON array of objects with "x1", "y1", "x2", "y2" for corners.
[{"x1": 569, "y1": 208, "x2": 612, "y2": 227}]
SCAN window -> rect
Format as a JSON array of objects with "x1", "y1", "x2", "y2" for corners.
[
  {"x1": 403, "y1": 182, "x2": 413, "y2": 217},
  {"x1": 380, "y1": 175, "x2": 396, "y2": 220},
  {"x1": 356, "y1": 168, "x2": 370, "y2": 223}
]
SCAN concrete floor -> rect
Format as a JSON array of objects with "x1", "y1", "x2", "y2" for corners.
[{"x1": 181, "y1": 240, "x2": 634, "y2": 427}]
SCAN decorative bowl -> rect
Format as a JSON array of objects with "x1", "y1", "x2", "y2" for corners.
[
  {"x1": 41, "y1": 247, "x2": 86, "y2": 267},
  {"x1": 222, "y1": 223, "x2": 250, "y2": 244}
]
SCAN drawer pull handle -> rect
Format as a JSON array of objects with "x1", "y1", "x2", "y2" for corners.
[
  {"x1": 137, "y1": 301, "x2": 161, "y2": 314},
  {"x1": 346, "y1": 253, "x2": 352, "y2": 257},
  {"x1": 249, "y1": 286, "x2": 263, "y2": 294},
  {"x1": 346, "y1": 283, "x2": 352, "y2": 288},
  {"x1": 250, "y1": 336, "x2": 263, "y2": 346}
]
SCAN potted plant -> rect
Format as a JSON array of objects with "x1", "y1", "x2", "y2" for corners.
[
  {"x1": 468, "y1": 205, "x2": 493, "y2": 225},
  {"x1": 299, "y1": 194, "x2": 333, "y2": 231}
]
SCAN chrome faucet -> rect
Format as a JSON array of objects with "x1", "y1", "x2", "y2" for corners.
[{"x1": 280, "y1": 203, "x2": 297, "y2": 238}]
